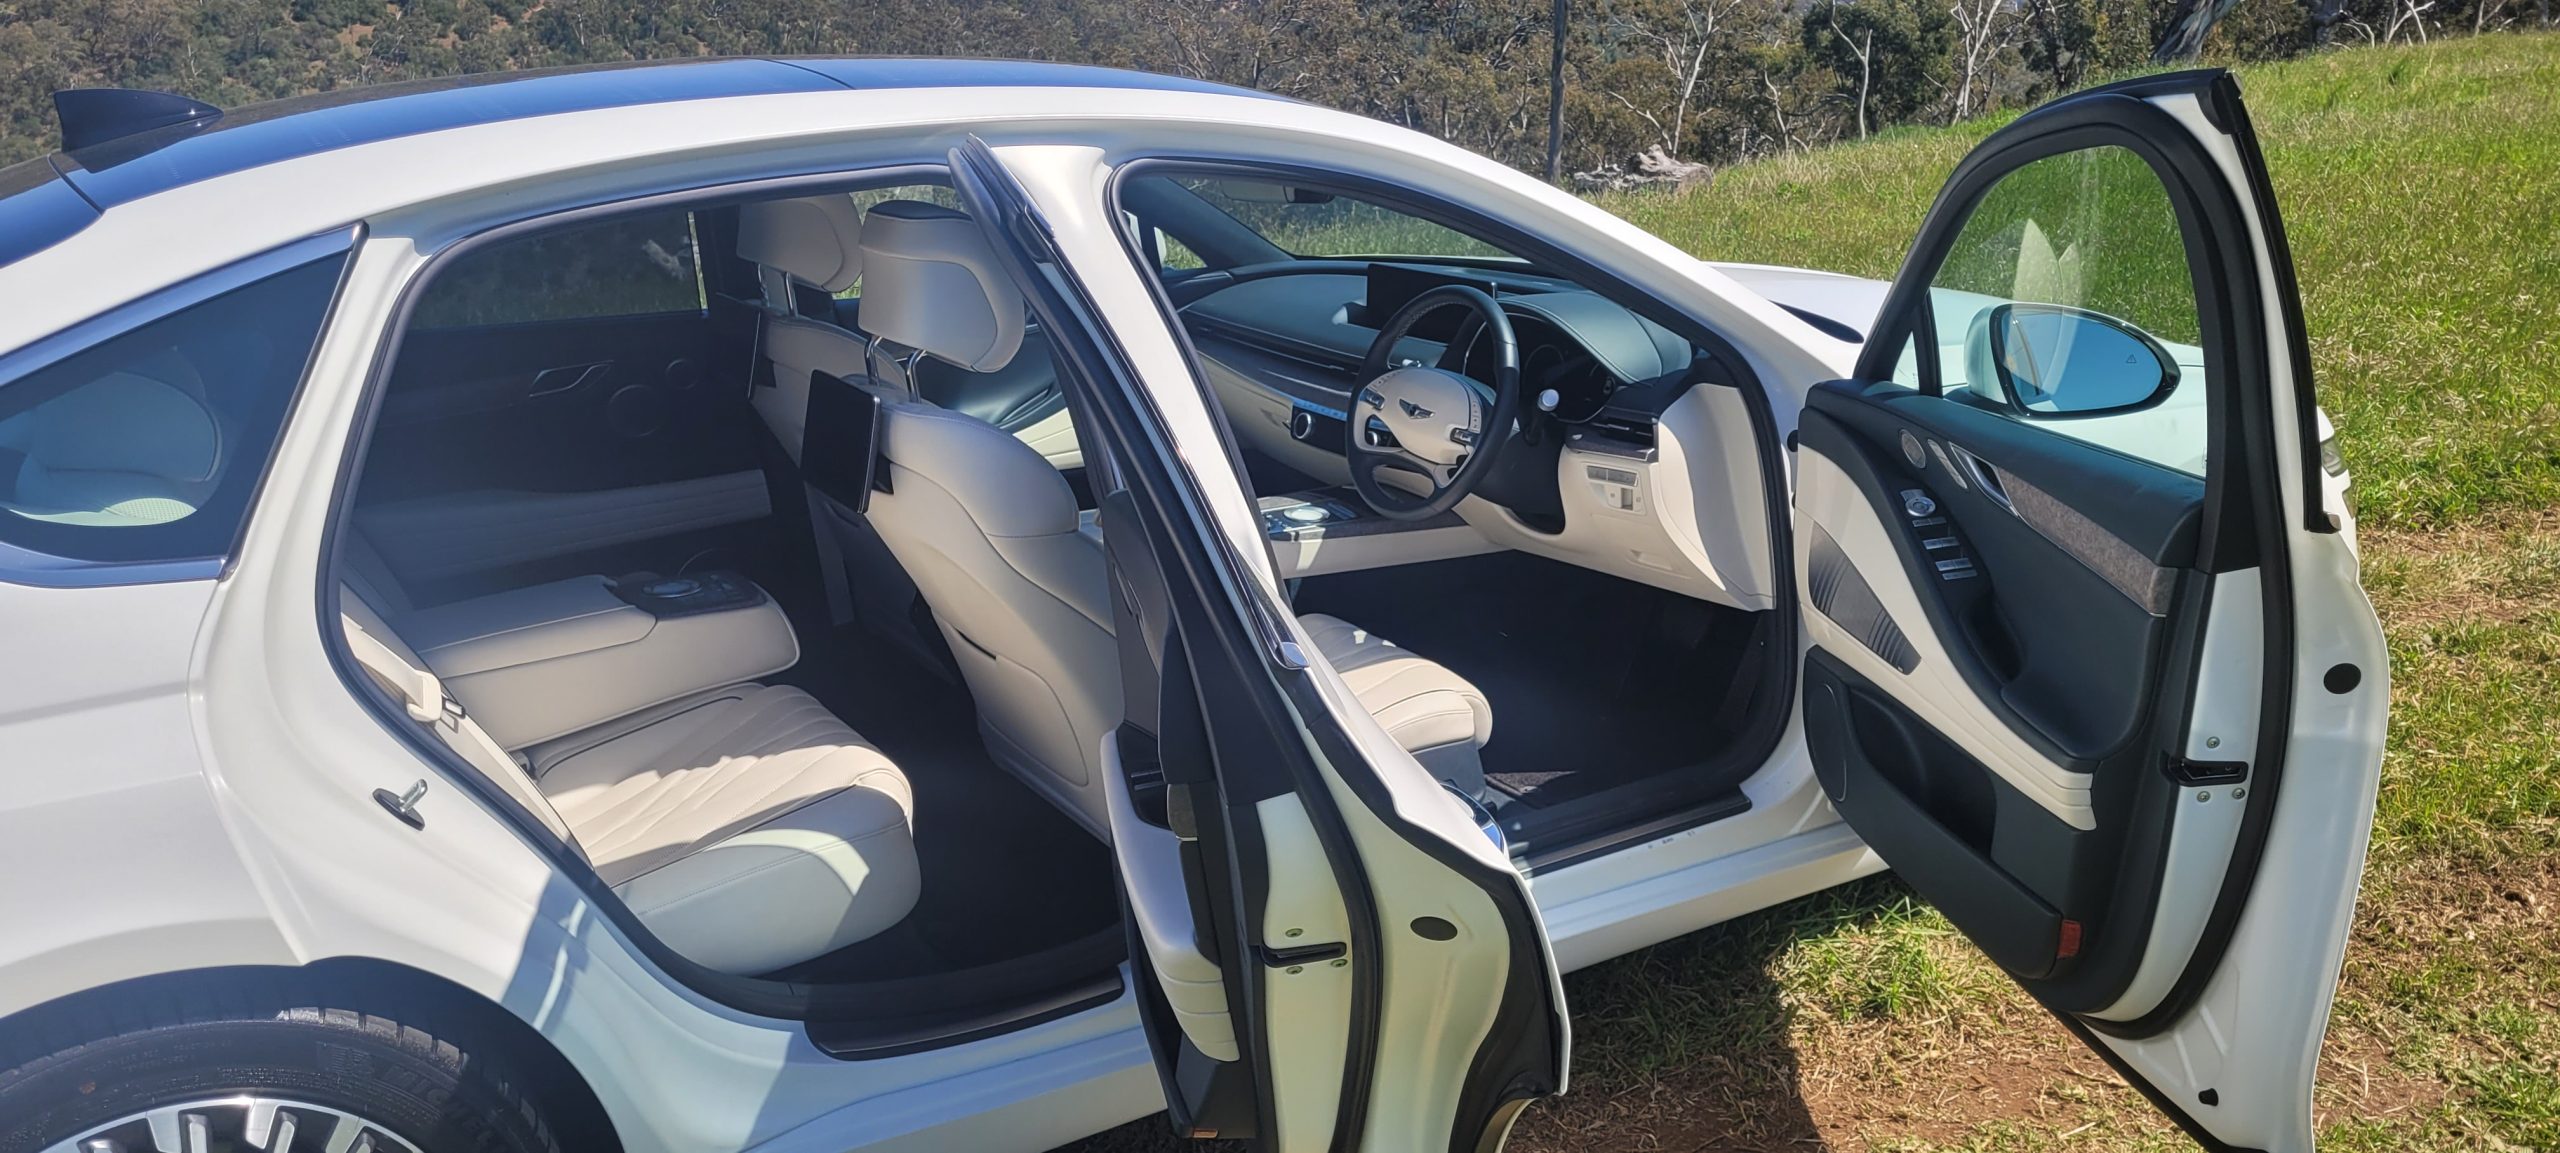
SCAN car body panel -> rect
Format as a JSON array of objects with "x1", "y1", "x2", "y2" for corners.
[{"x1": 0, "y1": 62, "x2": 2372, "y2": 1153}]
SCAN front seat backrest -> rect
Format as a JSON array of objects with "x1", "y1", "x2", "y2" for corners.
[
  {"x1": 736, "y1": 194, "x2": 867, "y2": 461},
  {"x1": 845, "y1": 200, "x2": 1118, "y2": 834}
]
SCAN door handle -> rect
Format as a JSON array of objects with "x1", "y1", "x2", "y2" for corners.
[
  {"x1": 527, "y1": 361, "x2": 613, "y2": 398},
  {"x1": 1946, "y1": 444, "x2": 2015, "y2": 515}
]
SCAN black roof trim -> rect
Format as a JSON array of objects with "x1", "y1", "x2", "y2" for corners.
[
  {"x1": 0, "y1": 57, "x2": 1279, "y2": 274},
  {"x1": 42, "y1": 57, "x2": 1282, "y2": 216},
  {"x1": 0, "y1": 155, "x2": 99, "y2": 269}
]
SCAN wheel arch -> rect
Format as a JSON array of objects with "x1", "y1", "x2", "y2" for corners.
[{"x1": 0, "y1": 957, "x2": 622, "y2": 1151}]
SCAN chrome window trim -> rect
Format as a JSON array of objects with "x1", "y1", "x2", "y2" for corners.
[{"x1": 0, "y1": 226, "x2": 359, "y2": 589}]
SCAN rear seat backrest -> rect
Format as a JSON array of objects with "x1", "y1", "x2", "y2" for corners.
[{"x1": 737, "y1": 195, "x2": 869, "y2": 463}]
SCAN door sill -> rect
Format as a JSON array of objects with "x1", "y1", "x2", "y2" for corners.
[
  {"x1": 1516, "y1": 788, "x2": 1752, "y2": 875},
  {"x1": 805, "y1": 968, "x2": 1126, "y2": 1061}
]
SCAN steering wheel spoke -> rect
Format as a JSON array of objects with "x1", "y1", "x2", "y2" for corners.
[{"x1": 1347, "y1": 285, "x2": 1521, "y2": 522}]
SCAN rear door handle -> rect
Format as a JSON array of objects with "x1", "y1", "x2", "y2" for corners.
[{"x1": 527, "y1": 361, "x2": 613, "y2": 398}]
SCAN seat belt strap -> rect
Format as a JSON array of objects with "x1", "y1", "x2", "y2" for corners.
[{"x1": 342, "y1": 615, "x2": 580, "y2": 845}]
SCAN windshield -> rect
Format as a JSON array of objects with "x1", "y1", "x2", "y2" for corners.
[{"x1": 1170, "y1": 177, "x2": 1514, "y2": 264}]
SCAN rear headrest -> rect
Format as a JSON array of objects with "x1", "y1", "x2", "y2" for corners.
[
  {"x1": 737, "y1": 195, "x2": 864, "y2": 293},
  {"x1": 858, "y1": 201, "x2": 1024, "y2": 373}
]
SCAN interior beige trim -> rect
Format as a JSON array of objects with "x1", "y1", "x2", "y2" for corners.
[
  {"x1": 402, "y1": 576, "x2": 800, "y2": 751},
  {"x1": 1103, "y1": 730, "x2": 1239, "y2": 1060},
  {"x1": 1268, "y1": 518, "x2": 1501, "y2": 579},
  {"x1": 1797, "y1": 448, "x2": 2096, "y2": 830}
]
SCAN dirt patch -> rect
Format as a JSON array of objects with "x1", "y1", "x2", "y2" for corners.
[
  {"x1": 2363, "y1": 511, "x2": 2560, "y2": 630},
  {"x1": 1504, "y1": 854, "x2": 2560, "y2": 1151}
]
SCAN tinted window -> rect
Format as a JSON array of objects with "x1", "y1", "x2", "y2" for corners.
[
  {"x1": 413, "y1": 212, "x2": 702, "y2": 328},
  {"x1": 0, "y1": 253, "x2": 347, "y2": 563}
]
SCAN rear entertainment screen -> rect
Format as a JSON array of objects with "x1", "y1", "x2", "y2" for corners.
[{"x1": 803, "y1": 370, "x2": 885, "y2": 513}]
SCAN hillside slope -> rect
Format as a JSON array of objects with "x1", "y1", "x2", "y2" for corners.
[{"x1": 1600, "y1": 31, "x2": 2560, "y2": 533}]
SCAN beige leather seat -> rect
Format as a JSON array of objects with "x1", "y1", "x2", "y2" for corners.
[
  {"x1": 827, "y1": 201, "x2": 1496, "y2": 828},
  {"x1": 1298, "y1": 614, "x2": 1493, "y2": 782},
  {"x1": 339, "y1": 587, "x2": 921, "y2": 975},
  {"x1": 842, "y1": 199, "x2": 1122, "y2": 833},
  {"x1": 736, "y1": 193, "x2": 871, "y2": 465}
]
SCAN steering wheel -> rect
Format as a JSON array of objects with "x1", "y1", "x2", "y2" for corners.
[{"x1": 1348, "y1": 285, "x2": 1522, "y2": 521}]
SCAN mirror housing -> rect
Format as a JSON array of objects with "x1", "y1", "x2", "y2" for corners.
[{"x1": 1963, "y1": 302, "x2": 2179, "y2": 417}]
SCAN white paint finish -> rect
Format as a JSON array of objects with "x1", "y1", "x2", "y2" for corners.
[
  {"x1": 0, "y1": 575, "x2": 307, "y2": 1017},
  {"x1": 2076, "y1": 91, "x2": 2389, "y2": 1153},
  {"x1": 1256, "y1": 795, "x2": 1354, "y2": 1153},
  {"x1": 1795, "y1": 447, "x2": 2097, "y2": 828},
  {"x1": 2093, "y1": 569, "x2": 2261, "y2": 1023}
]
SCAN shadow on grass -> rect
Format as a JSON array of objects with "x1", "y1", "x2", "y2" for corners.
[{"x1": 1057, "y1": 874, "x2": 1936, "y2": 1153}]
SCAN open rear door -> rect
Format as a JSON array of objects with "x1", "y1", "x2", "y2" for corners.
[
  {"x1": 947, "y1": 138, "x2": 1567, "y2": 1153},
  {"x1": 1792, "y1": 72, "x2": 2384, "y2": 1150}
]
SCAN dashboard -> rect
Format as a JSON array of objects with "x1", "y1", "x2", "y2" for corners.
[
  {"x1": 1177, "y1": 261, "x2": 1691, "y2": 424},
  {"x1": 1171, "y1": 259, "x2": 1778, "y2": 613}
]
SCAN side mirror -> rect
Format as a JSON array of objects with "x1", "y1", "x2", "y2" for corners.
[{"x1": 1963, "y1": 302, "x2": 2179, "y2": 417}]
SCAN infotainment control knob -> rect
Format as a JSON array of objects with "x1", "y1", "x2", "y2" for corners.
[{"x1": 1536, "y1": 388, "x2": 1560, "y2": 413}]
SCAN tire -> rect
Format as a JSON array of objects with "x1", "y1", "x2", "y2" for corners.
[{"x1": 0, "y1": 1002, "x2": 563, "y2": 1153}]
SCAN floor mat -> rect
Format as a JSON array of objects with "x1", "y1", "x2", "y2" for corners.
[
  {"x1": 1293, "y1": 551, "x2": 1767, "y2": 810},
  {"x1": 770, "y1": 629, "x2": 1122, "y2": 982}
]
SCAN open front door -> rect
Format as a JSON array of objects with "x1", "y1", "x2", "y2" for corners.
[
  {"x1": 1793, "y1": 72, "x2": 2385, "y2": 1150},
  {"x1": 947, "y1": 138, "x2": 1566, "y2": 1153}
]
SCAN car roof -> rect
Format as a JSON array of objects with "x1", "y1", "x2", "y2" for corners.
[{"x1": 0, "y1": 58, "x2": 1282, "y2": 271}]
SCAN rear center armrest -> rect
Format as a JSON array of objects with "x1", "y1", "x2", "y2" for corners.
[{"x1": 402, "y1": 574, "x2": 799, "y2": 750}]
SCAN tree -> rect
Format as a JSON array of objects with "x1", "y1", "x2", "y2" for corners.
[
  {"x1": 1801, "y1": 0, "x2": 1956, "y2": 139},
  {"x1": 1947, "y1": 0, "x2": 2023, "y2": 121},
  {"x1": 2153, "y1": 0, "x2": 2242, "y2": 59},
  {"x1": 1594, "y1": 0, "x2": 1760, "y2": 160}
]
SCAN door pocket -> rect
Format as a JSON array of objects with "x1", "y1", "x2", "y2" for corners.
[{"x1": 1808, "y1": 652, "x2": 2072, "y2": 979}]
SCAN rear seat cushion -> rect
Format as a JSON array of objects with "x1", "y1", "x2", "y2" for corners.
[
  {"x1": 1300, "y1": 613, "x2": 1494, "y2": 753},
  {"x1": 527, "y1": 684, "x2": 920, "y2": 975}
]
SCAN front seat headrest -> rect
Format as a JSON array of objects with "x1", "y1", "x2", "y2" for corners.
[
  {"x1": 858, "y1": 200, "x2": 1025, "y2": 374},
  {"x1": 737, "y1": 195, "x2": 864, "y2": 293}
]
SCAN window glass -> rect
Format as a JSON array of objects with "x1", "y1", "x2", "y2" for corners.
[
  {"x1": 1920, "y1": 145, "x2": 2207, "y2": 475},
  {"x1": 0, "y1": 253, "x2": 346, "y2": 562},
  {"x1": 413, "y1": 212, "x2": 701, "y2": 328},
  {"x1": 1178, "y1": 177, "x2": 1511, "y2": 261},
  {"x1": 1157, "y1": 229, "x2": 1205, "y2": 271}
]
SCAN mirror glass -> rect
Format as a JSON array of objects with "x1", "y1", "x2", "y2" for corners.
[{"x1": 1994, "y1": 305, "x2": 2173, "y2": 415}]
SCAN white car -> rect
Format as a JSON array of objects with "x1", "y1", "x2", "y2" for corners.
[{"x1": 0, "y1": 61, "x2": 2381, "y2": 1153}]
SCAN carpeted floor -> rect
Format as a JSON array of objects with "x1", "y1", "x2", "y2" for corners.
[{"x1": 1292, "y1": 550, "x2": 1768, "y2": 812}]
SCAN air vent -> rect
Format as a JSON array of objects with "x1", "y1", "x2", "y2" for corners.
[{"x1": 1584, "y1": 409, "x2": 1658, "y2": 448}]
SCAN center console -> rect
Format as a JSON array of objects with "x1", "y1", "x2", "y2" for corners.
[
  {"x1": 1258, "y1": 488, "x2": 1501, "y2": 579},
  {"x1": 401, "y1": 570, "x2": 799, "y2": 750}
]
